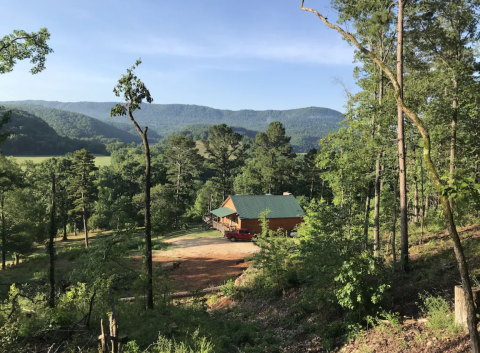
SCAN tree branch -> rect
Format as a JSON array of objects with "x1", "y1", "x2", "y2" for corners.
[{"x1": 0, "y1": 34, "x2": 40, "y2": 53}]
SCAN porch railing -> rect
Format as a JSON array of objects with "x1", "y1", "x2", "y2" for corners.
[{"x1": 212, "y1": 220, "x2": 236, "y2": 236}]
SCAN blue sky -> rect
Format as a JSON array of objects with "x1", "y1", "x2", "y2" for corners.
[{"x1": 1, "y1": 0, "x2": 359, "y2": 112}]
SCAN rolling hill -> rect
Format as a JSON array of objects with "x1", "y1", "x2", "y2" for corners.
[
  {"x1": 0, "y1": 108, "x2": 107, "y2": 155},
  {"x1": 0, "y1": 104, "x2": 161, "y2": 144},
  {"x1": 2, "y1": 101, "x2": 344, "y2": 152}
]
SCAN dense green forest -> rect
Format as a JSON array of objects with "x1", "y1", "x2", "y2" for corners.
[
  {"x1": 1, "y1": 100, "x2": 343, "y2": 152},
  {"x1": 0, "y1": 104, "x2": 162, "y2": 144},
  {"x1": 0, "y1": 108, "x2": 107, "y2": 155},
  {"x1": 3, "y1": 1, "x2": 480, "y2": 352}
]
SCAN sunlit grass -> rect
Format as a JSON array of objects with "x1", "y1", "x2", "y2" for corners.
[{"x1": 8, "y1": 155, "x2": 112, "y2": 167}]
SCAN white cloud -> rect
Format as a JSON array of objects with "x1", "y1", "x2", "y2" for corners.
[{"x1": 119, "y1": 34, "x2": 355, "y2": 66}]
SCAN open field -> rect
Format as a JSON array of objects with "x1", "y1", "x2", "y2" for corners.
[
  {"x1": 195, "y1": 140, "x2": 208, "y2": 156},
  {"x1": 8, "y1": 154, "x2": 111, "y2": 167}
]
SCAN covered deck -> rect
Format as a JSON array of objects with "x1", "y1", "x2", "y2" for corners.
[{"x1": 209, "y1": 206, "x2": 238, "y2": 235}]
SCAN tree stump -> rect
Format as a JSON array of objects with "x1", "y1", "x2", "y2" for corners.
[
  {"x1": 98, "y1": 319, "x2": 107, "y2": 353},
  {"x1": 454, "y1": 285, "x2": 480, "y2": 328},
  {"x1": 109, "y1": 314, "x2": 119, "y2": 353}
]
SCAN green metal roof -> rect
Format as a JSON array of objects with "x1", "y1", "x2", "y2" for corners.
[
  {"x1": 211, "y1": 207, "x2": 237, "y2": 218},
  {"x1": 228, "y1": 195, "x2": 304, "y2": 220}
]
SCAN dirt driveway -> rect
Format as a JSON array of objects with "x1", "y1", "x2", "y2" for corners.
[{"x1": 153, "y1": 235, "x2": 259, "y2": 291}]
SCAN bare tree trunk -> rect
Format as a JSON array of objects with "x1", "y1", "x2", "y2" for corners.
[
  {"x1": 222, "y1": 168, "x2": 227, "y2": 201},
  {"x1": 48, "y1": 174, "x2": 56, "y2": 308},
  {"x1": 364, "y1": 185, "x2": 372, "y2": 249},
  {"x1": 392, "y1": 175, "x2": 397, "y2": 265},
  {"x1": 414, "y1": 181, "x2": 419, "y2": 223},
  {"x1": 1, "y1": 195, "x2": 5, "y2": 270},
  {"x1": 62, "y1": 204, "x2": 68, "y2": 241},
  {"x1": 127, "y1": 106, "x2": 154, "y2": 310},
  {"x1": 83, "y1": 205, "x2": 88, "y2": 249},
  {"x1": 413, "y1": 143, "x2": 419, "y2": 224},
  {"x1": 449, "y1": 79, "x2": 458, "y2": 212},
  {"x1": 374, "y1": 70, "x2": 383, "y2": 257},
  {"x1": 74, "y1": 222, "x2": 77, "y2": 237},
  {"x1": 442, "y1": 197, "x2": 480, "y2": 352},
  {"x1": 86, "y1": 290, "x2": 96, "y2": 329},
  {"x1": 144, "y1": 130, "x2": 153, "y2": 310},
  {"x1": 99, "y1": 319, "x2": 107, "y2": 353},
  {"x1": 374, "y1": 157, "x2": 381, "y2": 256},
  {"x1": 109, "y1": 288, "x2": 119, "y2": 353},
  {"x1": 320, "y1": 179, "x2": 325, "y2": 202},
  {"x1": 15, "y1": 253, "x2": 19, "y2": 265},
  {"x1": 380, "y1": 160, "x2": 385, "y2": 190},
  {"x1": 397, "y1": 0, "x2": 409, "y2": 272},
  {"x1": 175, "y1": 164, "x2": 181, "y2": 227},
  {"x1": 425, "y1": 195, "x2": 429, "y2": 219},
  {"x1": 420, "y1": 159, "x2": 425, "y2": 244}
]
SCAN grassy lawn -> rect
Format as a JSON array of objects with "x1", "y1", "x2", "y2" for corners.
[{"x1": 8, "y1": 155, "x2": 111, "y2": 167}]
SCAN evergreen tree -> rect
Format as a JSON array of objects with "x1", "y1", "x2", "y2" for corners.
[
  {"x1": 166, "y1": 135, "x2": 205, "y2": 225},
  {"x1": 254, "y1": 122, "x2": 296, "y2": 194},
  {"x1": 203, "y1": 124, "x2": 247, "y2": 200},
  {"x1": 68, "y1": 149, "x2": 97, "y2": 248}
]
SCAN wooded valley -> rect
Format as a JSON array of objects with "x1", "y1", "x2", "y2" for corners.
[{"x1": 2, "y1": 0, "x2": 480, "y2": 352}]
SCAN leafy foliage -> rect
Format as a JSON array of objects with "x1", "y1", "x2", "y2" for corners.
[{"x1": 0, "y1": 28, "x2": 53, "y2": 75}]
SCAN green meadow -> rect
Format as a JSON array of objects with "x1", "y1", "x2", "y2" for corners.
[{"x1": 9, "y1": 154, "x2": 111, "y2": 167}]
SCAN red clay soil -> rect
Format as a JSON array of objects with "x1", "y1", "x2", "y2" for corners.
[
  {"x1": 131, "y1": 236, "x2": 259, "y2": 292},
  {"x1": 154, "y1": 254, "x2": 250, "y2": 292}
]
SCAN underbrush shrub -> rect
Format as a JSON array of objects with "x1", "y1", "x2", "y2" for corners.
[
  {"x1": 220, "y1": 279, "x2": 236, "y2": 297},
  {"x1": 252, "y1": 210, "x2": 301, "y2": 293},
  {"x1": 334, "y1": 252, "x2": 391, "y2": 317},
  {"x1": 1, "y1": 282, "x2": 107, "y2": 343},
  {"x1": 418, "y1": 293, "x2": 460, "y2": 336},
  {"x1": 248, "y1": 202, "x2": 394, "y2": 349},
  {"x1": 0, "y1": 319, "x2": 21, "y2": 353},
  {"x1": 124, "y1": 329, "x2": 214, "y2": 353}
]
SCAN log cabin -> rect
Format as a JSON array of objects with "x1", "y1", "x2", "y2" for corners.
[{"x1": 210, "y1": 194, "x2": 304, "y2": 235}]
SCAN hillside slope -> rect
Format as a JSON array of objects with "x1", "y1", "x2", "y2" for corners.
[
  {"x1": 2, "y1": 101, "x2": 344, "y2": 151},
  {"x1": 0, "y1": 109, "x2": 106, "y2": 155},
  {"x1": 0, "y1": 104, "x2": 155, "y2": 144}
]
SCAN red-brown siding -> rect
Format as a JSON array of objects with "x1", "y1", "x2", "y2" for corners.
[
  {"x1": 222, "y1": 197, "x2": 236, "y2": 211},
  {"x1": 218, "y1": 197, "x2": 239, "y2": 228},
  {"x1": 239, "y1": 217, "x2": 303, "y2": 235}
]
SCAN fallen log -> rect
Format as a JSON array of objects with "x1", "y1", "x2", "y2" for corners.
[{"x1": 119, "y1": 286, "x2": 222, "y2": 302}]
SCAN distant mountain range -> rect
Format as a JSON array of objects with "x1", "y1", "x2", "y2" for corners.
[{"x1": 1, "y1": 100, "x2": 344, "y2": 153}]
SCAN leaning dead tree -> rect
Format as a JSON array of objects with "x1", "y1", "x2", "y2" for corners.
[
  {"x1": 299, "y1": 1, "x2": 480, "y2": 352},
  {"x1": 111, "y1": 60, "x2": 154, "y2": 310}
]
